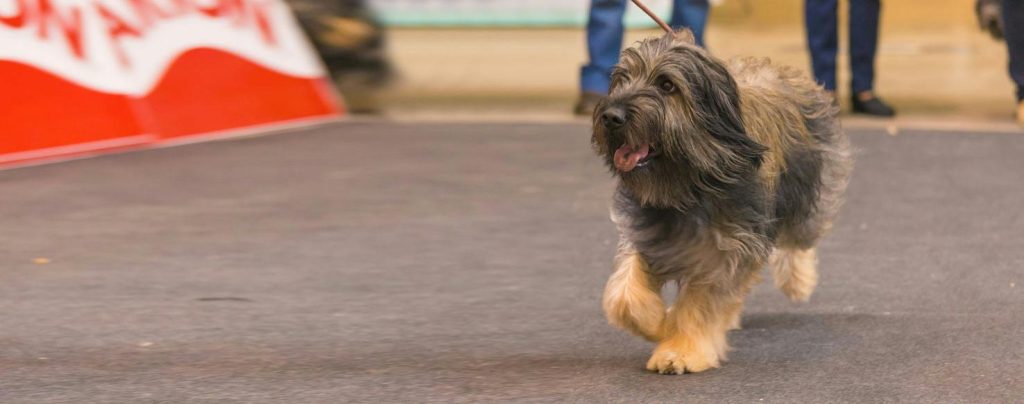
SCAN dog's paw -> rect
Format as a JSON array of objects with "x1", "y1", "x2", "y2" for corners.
[
  {"x1": 603, "y1": 253, "x2": 665, "y2": 341},
  {"x1": 770, "y1": 248, "x2": 818, "y2": 303},
  {"x1": 645, "y1": 338, "x2": 720, "y2": 375},
  {"x1": 726, "y1": 311, "x2": 742, "y2": 331}
]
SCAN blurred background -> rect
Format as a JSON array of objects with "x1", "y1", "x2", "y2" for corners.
[
  {"x1": 303, "y1": 0, "x2": 1016, "y2": 124},
  {"x1": 4, "y1": 1, "x2": 1023, "y2": 401}
]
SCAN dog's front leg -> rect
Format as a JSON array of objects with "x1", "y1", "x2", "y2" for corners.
[
  {"x1": 603, "y1": 245, "x2": 665, "y2": 342},
  {"x1": 646, "y1": 270, "x2": 760, "y2": 374}
]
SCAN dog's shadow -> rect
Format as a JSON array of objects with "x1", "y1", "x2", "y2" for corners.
[{"x1": 728, "y1": 311, "x2": 877, "y2": 363}]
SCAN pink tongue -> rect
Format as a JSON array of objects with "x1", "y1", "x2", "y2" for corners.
[{"x1": 613, "y1": 143, "x2": 650, "y2": 172}]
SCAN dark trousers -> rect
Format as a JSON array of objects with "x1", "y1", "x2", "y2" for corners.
[
  {"x1": 581, "y1": 0, "x2": 709, "y2": 94},
  {"x1": 805, "y1": 0, "x2": 881, "y2": 93},
  {"x1": 1004, "y1": 0, "x2": 1024, "y2": 101}
]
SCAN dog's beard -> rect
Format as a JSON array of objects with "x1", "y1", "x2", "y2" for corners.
[
  {"x1": 593, "y1": 97, "x2": 765, "y2": 210},
  {"x1": 594, "y1": 122, "x2": 706, "y2": 209},
  {"x1": 594, "y1": 107, "x2": 663, "y2": 173}
]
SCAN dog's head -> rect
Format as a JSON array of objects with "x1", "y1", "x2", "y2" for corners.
[{"x1": 592, "y1": 30, "x2": 766, "y2": 209}]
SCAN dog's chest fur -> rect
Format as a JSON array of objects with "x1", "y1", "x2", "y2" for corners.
[{"x1": 612, "y1": 191, "x2": 767, "y2": 282}]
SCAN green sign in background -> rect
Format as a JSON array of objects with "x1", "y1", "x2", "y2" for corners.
[{"x1": 368, "y1": 0, "x2": 672, "y2": 28}]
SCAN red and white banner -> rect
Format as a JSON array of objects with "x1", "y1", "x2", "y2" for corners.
[{"x1": 0, "y1": 0, "x2": 343, "y2": 167}]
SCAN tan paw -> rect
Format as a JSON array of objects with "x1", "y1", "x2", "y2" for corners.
[
  {"x1": 603, "y1": 253, "x2": 665, "y2": 341},
  {"x1": 726, "y1": 310, "x2": 742, "y2": 331},
  {"x1": 645, "y1": 339, "x2": 720, "y2": 375},
  {"x1": 771, "y1": 248, "x2": 818, "y2": 302}
]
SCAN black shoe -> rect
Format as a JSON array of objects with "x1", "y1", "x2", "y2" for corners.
[
  {"x1": 574, "y1": 92, "x2": 606, "y2": 117},
  {"x1": 851, "y1": 94, "x2": 896, "y2": 117}
]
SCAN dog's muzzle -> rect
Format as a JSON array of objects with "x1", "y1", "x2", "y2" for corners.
[
  {"x1": 601, "y1": 105, "x2": 627, "y2": 130},
  {"x1": 598, "y1": 103, "x2": 659, "y2": 172}
]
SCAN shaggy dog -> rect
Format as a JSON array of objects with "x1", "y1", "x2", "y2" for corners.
[{"x1": 592, "y1": 30, "x2": 852, "y2": 374}]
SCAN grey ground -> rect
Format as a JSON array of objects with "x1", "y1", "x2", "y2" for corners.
[{"x1": 1, "y1": 121, "x2": 1022, "y2": 403}]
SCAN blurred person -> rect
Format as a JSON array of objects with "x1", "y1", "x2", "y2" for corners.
[
  {"x1": 977, "y1": 0, "x2": 1024, "y2": 124},
  {"x1": 976, "y1": 0, "x2": 1003, "y2": 39},
  {"x1": 575, "y1": 0, "x2": 710, "y2": 116},
  {"x1": 805, "y1": 0, "x2": 896, "y2": 117},
  {"x1": 288, "y1": 0, "x2": 393, "y2": 113},
  {"x1": 1000, "y1": 0, "x2": 1024, "y2": 124}
]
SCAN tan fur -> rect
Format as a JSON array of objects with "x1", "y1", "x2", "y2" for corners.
[
  {"x1": 611, "y1": 223, "x2": 767, "y2": 374},
  {"x1": 730, "y1": 57, "x2": 824, "y2": 194},
  {"x1": 770, "y1": 248, "x2": 819, "y2": 302},
  {"x1": 724, "y1": 271, "x2": 762, "y2": 331},
  {"x1": 607, "y1": 209, "x2": 772, "y2": 374},
  {"x1": 603, "y1": 244, "x2": 665, "y2": 341},
  {"x1": 647, "y1": 270, "x2": 762, "y2": 374}
]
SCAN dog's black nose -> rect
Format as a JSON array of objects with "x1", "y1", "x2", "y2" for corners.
[{"x1": 601, "y1": 107, "x2": 626, "y2": 129}]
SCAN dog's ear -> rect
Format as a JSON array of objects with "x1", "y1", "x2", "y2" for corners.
[
  {"x1": 697, "y1": 70, "x2": 768, "y2": 167},
  {"x1": 671, "y1": 28, "x2": 697, "y2": 45}
]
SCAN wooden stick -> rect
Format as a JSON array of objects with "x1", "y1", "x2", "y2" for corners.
[{"x1": 629, "y1": 0, "x2": 674, "y2": 36}]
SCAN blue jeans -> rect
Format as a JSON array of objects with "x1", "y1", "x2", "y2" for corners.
[
  {"x1": 1004, "y1": 0, "x2": 1024, "y2": 101},
  {"x1": 580, "y1": 0, "x2": 709, "y2": 94},
  {"x1": 805, "y1": 0, "x2": 881, "y2": 94}
]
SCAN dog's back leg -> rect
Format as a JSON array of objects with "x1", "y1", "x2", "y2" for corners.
[
  {"x1": 603, "y1": 246, "x2": 665, "y2": 341},
  {"x1": 769, "y1": 247, "x2": 818, "y2": 302}
]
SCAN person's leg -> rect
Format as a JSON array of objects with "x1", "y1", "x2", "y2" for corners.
[
  {"x1": 1002, "y1": 0, "x2": 1024, "y2": 102},
  {"x1": 849, "y1": 0, "x2": 881, "y2": 95},
  {"x1": 848, "y1": 0, "x2": 895, "y2": 116},
  {"x1": 804, "y1": 0, "x2": 839, "y2": 92},
  {"x1": 669, "y1": 0, "x2": 709, "y2": 47},
  {"x1": 581, "y1": 0, "x2": 629, "y2": 95}
]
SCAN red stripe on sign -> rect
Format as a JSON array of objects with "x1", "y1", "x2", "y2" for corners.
[
  {"x1": 0, "y1": 48, "x2": 342, "y2": 168},
  {"x1": 0, "y1": 60, "x2": 147, "y2": 156},
  {"x1": 138, "y1": 48, "x2": 342, "y2": 139}
]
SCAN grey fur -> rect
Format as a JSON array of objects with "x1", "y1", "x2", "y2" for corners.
[{"x1": 594, "y1": 31, "x2": 852, "y2": 294}]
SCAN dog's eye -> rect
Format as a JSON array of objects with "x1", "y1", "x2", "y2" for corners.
[{"x1": 659, "y1": 79, "x2": 676, "y2": 93}]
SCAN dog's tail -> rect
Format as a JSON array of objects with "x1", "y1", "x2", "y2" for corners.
[{"x1": 769, "y1": 248, "x2": 818, "y2": 302}]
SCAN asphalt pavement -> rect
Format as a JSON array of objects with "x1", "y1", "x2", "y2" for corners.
[{"x1": 1, "y1": 121, "x2": 1022, "y2": 403}]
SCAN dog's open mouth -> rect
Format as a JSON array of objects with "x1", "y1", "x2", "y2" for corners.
[{"x1": 613, "y1": 143, "x2": 659, "y2": 172}]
